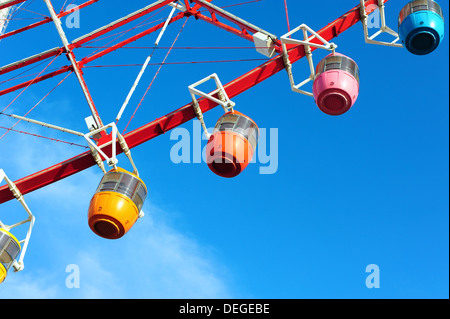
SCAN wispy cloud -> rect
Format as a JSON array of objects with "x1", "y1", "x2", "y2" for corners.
[
  {"x1": 0, "y1": 272, "x2": 60, "y2": 298},
  {"x1": 121, "y1": 205, "x2": 233, "y2": 298},
  {"x1": 54, "y1": 207, "x2": 233, "y2": 299}
]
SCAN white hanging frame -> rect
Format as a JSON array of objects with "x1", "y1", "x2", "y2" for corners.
[
  {"x1": 84, "y1": 122, "x2": 139, "y2": 177},
  {"x1": 360, "y1": 0, "x2": 402, "y2": 48},
  {"x1": 280, "y1": 24, "x2": 337, "y2": 97},
  {"x1": 0, "y1": 169, "x2": 35, "y2": 273},
  {"x1": 188, "y1": 73, "x2": 235, "y2": 139}
]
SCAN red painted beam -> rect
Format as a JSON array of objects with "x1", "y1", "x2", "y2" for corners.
[
  {"x1": 78, "y1": 11, "x2": 186, "y2": 66},
  {"x1": 191, "y1": 0, "x2": 274, "y2": 38},
  {"x1": 0, "y1": 65, "x2": 70, "y2": 97},
  {"x1": 190, "y1": 0, "x2": 281, "y2": 48},
  {"x1": 69, "y1": 0, "x2": 176, "y2": 49},
  {"x1": 194, "y1": 12, "x2": 255, "y2": 43},
  {"x1": 0, "y1": 0, "x2": 387, "y2": 203},
  {"x1": 0, "y1": 0, "x2": 99, "y2": 41},
  {"x1": 0, "y1": 0, "x2": 25, "y2": 11}
]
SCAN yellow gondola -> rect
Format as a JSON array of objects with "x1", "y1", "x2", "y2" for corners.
[
  {"x1": 0, "y1": 228, "x2": 21, "y2": 284},
  {"x1": 88, "y1": 167, "x2": 147, "y2": 240}
]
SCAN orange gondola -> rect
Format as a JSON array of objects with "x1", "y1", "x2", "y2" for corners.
[
  {"x1": 206, "y1": 110, "x2": 259, "y2": 178},
  {"x1": 88, "y1": 167, "x2": 147, "y2": 239}
]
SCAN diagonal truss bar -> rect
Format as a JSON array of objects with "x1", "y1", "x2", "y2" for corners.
[
  {"x1": 0, "y1": 0, "x2": 99, "y2": 41},
  {"x1": 0, "y1": 0, "x2": 387, "y2": 204},
  {"x1": 69, "y1": 0, "x2": 176, "y2": 49},
  {"x1": 78, "y1": 11, "x2": 186, "y2": 67},
  {"x1": 0, "y1": 47, "x2": 63, "y2": 76},
  {"x1": 0, "y1": 0, "x2": 25, "y2": 10},
  {"x1": 0, "y1": 65, "x2": 71, "y2": 97}
]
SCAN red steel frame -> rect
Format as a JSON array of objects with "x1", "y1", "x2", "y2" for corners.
[
  {"x1": 0, "y1": 0, "x2": 208, "y2": 96},
  {"x1": 0, "y1": 0, "x2": 386, "y2": 203}
]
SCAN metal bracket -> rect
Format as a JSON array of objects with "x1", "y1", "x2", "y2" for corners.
[
  {"x1": 84, "y1": 122, "x2": 139, "y2": 176},
  {"x1": 0, "y1": 169, "x2": 35, "y2": 273},
  {"x1": 360, "y1": 0, "x2": 402, "y2": 48},
  {"x1": 188, "y1": 73, "x2": 235, "y2": 139},
  {"x1": 281, "y1": 24, "x2": 337, "y2": 97}
]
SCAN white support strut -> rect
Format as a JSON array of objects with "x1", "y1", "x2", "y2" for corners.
[{"x1": 1, "y1": 112, "x2": 85, "y2": 137}]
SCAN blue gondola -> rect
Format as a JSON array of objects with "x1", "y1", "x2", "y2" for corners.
[{"x1": 398, "y1": 0, "x2": 445, "y2": 55}]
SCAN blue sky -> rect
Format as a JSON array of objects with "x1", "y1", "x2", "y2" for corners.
[{"x1": 0, "y1": 0, "x2": 448, "y2": 299}]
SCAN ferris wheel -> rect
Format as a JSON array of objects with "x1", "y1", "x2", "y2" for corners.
[{"x1": 0, "y1": 0, "x2": 446, "y2": 285}]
